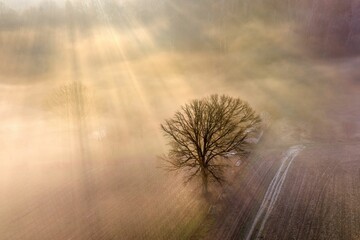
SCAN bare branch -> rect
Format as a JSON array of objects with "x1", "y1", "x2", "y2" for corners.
[{"x1": 160, "y1": 94, "x2": 262, "y2": 193}]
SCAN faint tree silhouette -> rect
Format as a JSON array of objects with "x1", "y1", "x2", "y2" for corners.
[{"x1": 45, "y1": 81, "x2": 91, "y2": 121}]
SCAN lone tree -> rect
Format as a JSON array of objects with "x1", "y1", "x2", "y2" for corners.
[{"x1": 161, "y1": 94, "x2": 261, "y2": 195}]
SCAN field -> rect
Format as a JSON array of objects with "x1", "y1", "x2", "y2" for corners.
[{"x1": 207, "y1": 82, "x2": 360, "y2": 239}]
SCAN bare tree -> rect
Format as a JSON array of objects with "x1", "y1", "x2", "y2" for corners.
[
  {"x1": 161, "y1": 94, "x2": 261, "y2": 195},
  {"x1": 45, "y1": 81, "x2": 91, "y2": 121}
]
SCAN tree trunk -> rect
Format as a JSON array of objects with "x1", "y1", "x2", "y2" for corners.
[{"x1": 201, "y1": 168, "x2": 208, "y2": 197}]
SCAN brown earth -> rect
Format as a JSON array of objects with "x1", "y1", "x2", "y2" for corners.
[{"x1": 205, "y1": 81, "x2": 360, "y2": 240}]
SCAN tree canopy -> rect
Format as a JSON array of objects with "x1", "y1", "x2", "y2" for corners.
[{"x1": 161, "y1": 94, "x2": 261, "y2": 194}]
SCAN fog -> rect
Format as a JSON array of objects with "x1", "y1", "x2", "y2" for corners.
[{"x1": 0, "y1": 0, "x2": 359, "y2": 239}]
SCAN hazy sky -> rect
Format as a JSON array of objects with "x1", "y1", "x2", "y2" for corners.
[{"x1": 2, "y1": 0, "x2": 64, "y2": 9}]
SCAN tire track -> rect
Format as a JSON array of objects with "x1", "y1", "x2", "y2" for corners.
[{"x1": 245, "y1": 145, "x2": 305, "y2": 240}]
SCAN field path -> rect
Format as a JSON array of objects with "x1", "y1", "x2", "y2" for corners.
[{"x1": 245, "y1": 145, "x2": 305, "y2": 240}]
